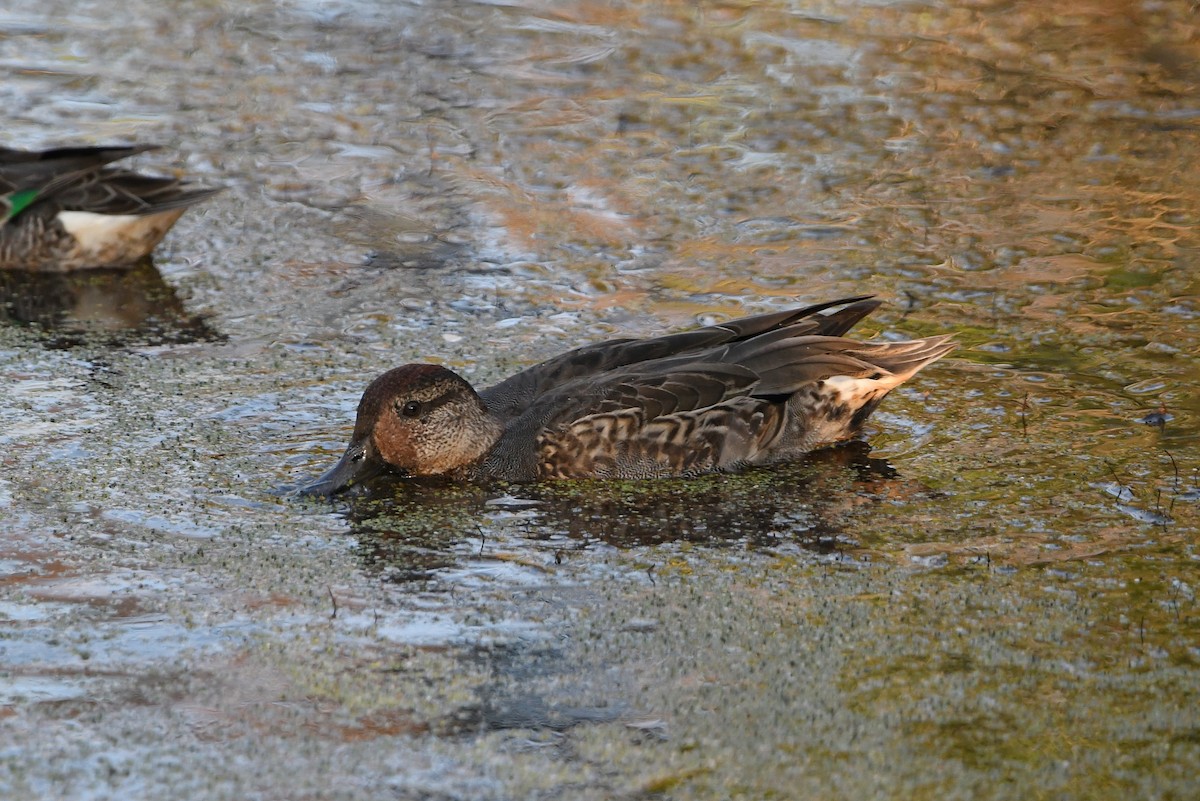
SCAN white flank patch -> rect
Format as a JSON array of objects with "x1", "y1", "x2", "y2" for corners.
[
  {"x1": 56, "y1": 209, "x2": 184, "y2": 262},
  {"x1": 825, "y1": 374, "x2": 874, "y2": 397},
  {"x1": 58, "y1": 209, "x2": 142, "y2": 237},
  {"x1": 58, "y1": 211, "x2": 149, "y2": 242}
]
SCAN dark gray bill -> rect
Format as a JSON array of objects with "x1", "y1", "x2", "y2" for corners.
[{"x1": 298, "y1": 439, "x2": 383, "y2": 496}]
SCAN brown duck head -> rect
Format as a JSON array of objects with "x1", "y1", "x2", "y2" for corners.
[{"x1": 300, "y1": 364, "x2": 502, "y2": 496}]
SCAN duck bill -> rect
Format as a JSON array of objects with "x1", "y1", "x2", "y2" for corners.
[{"x1": 298, "y1": 439, "x2": 383, "y2": 496}]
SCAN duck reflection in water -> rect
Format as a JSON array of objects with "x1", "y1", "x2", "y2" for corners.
[
  {"x1": 0, "y1": 258, "x2": 220, "y2": 346},
  {"x1": 342, "y1": 441, "x2": 923, "y2": 583}
]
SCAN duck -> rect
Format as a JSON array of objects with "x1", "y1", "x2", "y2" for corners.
[
  {"x1": 1, "y1": 145, "x2": 221, "y2": 271},
  {"x1": 302, "y1": 296, "x2": 955, "y2": 495}
]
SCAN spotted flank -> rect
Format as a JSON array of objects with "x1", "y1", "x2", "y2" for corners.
[
  {"x1": 302, "y1": 296, "x2": 955, "y2": 494},
  {"x1": 0, "y1": 145, "x2": 220, "y2": 271},
  {"x1": 537, "y1": 395, "x2": 783, "y2": 478}
]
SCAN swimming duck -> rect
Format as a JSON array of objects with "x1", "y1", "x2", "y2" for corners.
[
  {"x1": 302, "y1": 296, "x2": 954, "y2": 494},
  {"x1": 1, "y1": 145, "x2": 220, "y2": 271}
]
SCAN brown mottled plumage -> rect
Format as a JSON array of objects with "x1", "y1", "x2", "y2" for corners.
[{"x1": 301, "y1": 296, "x2": 955, "y2": 495}]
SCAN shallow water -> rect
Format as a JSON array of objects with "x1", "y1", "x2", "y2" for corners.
[{"x1": 2, "y1": 0, "x2": 1198, "y2": 798}]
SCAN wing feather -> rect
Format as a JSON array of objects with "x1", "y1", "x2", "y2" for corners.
[{"x1": 479, "y1": 296, "x2": 876, "y2": 421}]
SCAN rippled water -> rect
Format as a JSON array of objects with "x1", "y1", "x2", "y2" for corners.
[{"x1": 2, "y1": 0, "x2": 1198, "y2": 799}]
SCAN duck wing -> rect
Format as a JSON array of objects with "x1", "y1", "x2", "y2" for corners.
[
  {"x1": 479, "y1": 296, "x2": 879, "y2": 422},
  {"x1": 1, "y1": 145, "x2": 220, "y2": 221},
  {"x1": 480, "y1": 359, "x2": 779, "y2": 479},
  {"x1": 716, "y1": 329, "x2": 958, "y2": 394},
  {"x1": 480, "y1": 324, "x2": 955, "y2": 480},
  {"x1": 0, "y1": 146, "x2": 153, "y2": 187}
]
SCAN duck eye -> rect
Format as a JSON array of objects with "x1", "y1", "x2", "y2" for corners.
[{"x1": 398, "y1": 400, "x2": 422, "y2": 418}]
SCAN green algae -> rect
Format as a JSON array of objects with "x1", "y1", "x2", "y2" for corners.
[
  {"x1": 1104, "y1": 267, "x2": 1166, "y2": 291},
  {"x1": 561, "y1": 554, "x2": 1200, "y2": 800}
]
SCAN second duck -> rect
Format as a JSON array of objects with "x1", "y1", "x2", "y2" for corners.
[{"x1": 1, "y1": 145, "x2": 220, "y2": 271}]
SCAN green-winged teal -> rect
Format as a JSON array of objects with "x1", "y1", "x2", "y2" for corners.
[
  {"x1": 302, "y1": 296, "x2": 954, "y2": 494},
  {"x1": 1, "y1": 145, "x2": 220, "y2": 271}
]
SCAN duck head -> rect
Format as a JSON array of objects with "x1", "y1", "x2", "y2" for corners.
[{"x1": 300, "y1": 364, "x2": 502, "y2": 496}]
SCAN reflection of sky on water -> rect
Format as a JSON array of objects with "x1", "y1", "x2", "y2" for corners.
[{"x1": 0, "y1": 1, "x2": 1197, "y2": 798}]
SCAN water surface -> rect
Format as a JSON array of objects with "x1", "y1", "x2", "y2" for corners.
[{"x1": 1, "y1": 0, "x2": 1198, "y2": 798}]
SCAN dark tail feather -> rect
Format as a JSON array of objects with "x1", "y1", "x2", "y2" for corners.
[
  {"x1": 811, "y1": 299, "x2": 883, "y2": 337},
  {"x1": 868, "y1": 335, "x2": 957, "y2": 379},
  {"x1": 715, "y1": 295, "x2": 875, "y2": 340}
]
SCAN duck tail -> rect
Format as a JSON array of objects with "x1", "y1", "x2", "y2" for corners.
[{"x1": 865, "y1": 335, "x2": 957, "y2": 384}]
